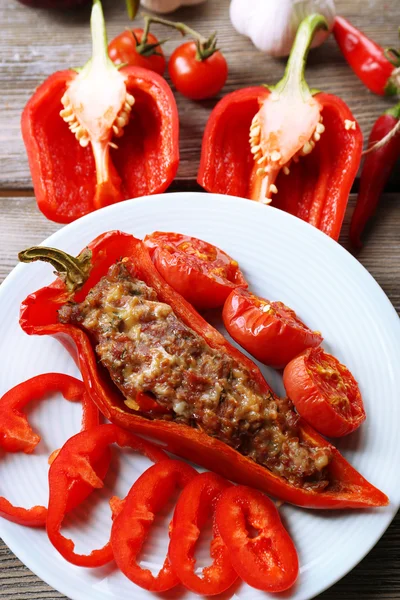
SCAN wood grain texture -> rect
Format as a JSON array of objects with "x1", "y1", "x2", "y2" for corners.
[
  {"x1": 0, "y1": 0, "x2": 400, "y2": 188},
  {"x1": 0, "y1": 192, "x2": 399, "y2": 599}
]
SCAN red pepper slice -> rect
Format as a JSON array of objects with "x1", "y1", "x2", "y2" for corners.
[
  {"x1": 283, "y1": 347, "x2": 366, "y2": 437},
  {"x1": 223, "y1": 288, "x2": 323, "y2": 368},
  {"x1": 111, "y1": 459, "x2": 196, "y2": 591},
  {"x1": 350, "y1": 103, "x2": 400, "y2": 249},
  {"x1": 169, "y1": 472, "x2": 238, "y2": 595},
  {"x1": 333, "y1": 16, "x2": 400, "y2": 96},
  {"x1": 215, "y1": 486, "x2": 299, "y2": 592},
  {"x1": 144, "y1": 231, "x2": 248, "y2": 310},
  {"x1": 0, "y1": 373, "x2": 107, "y2": 528},
  {"x1": 21, "y1": 1, "x2": 179, "y2": 224},
  {"x1": 19, "y1": 231, "x2": 388, "y2": 509},
  {"x1": 47, "y1": 423, "x2": 167, "y2": 567},
  {"x1": 198, "y1": 16, "x2": 362, "y2": 240}
]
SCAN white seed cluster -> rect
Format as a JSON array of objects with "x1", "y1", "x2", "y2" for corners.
[
  {"x1": 249, "y1": 114, "x2": 325, "y2": 203},
  {"x1": 60, "y1": 92, "x2": 136, "y2": 148}
]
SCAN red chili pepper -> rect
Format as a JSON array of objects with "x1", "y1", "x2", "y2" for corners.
[
  {"x1": 198, "y1": 15, "x2": 362, "y2": 241},
  {"x1": 333, "y1": 16, "x2": 400, "y2": 96},
  {"x1": 350, "y1": 103, "x2": 400, "y2": 249},
  {"x1": 21, "y1": 0, "x2": 179, "y2": 224},
  {"x1": 215, "y1": 485, "x2": 299, "y2": 592},
  {"x1": 169, "y1": 472, "x2": 238, "y2": 595},
  {"x1": 19, "y1": 231, "x2": 388, "y2": 509},
  {"x1": 0, "y1": 373, "x2": 108, "y2": 528},
  {"x1": 46, "y1": 423, "x2": 167, "y2": 567},
  {"x1": 111, "y1": 459, "x2": 196, "y2": 591}
]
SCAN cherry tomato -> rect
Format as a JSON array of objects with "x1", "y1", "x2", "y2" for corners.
[
  {"x1": 144, "y1": 232, "x2": 248, "y2": 311},
  {"x1": 168, "y1": 41, "x2": 228, "y2": 100},
  {"x1": 108, "y1": 29, "x2": 166, "y2": 76},
  {"x1": 223, "y1": 289, "x2": 323, "y2": 369},
  {"x1": 283, "y1": 347, "x2": 366, "y2": 437}
]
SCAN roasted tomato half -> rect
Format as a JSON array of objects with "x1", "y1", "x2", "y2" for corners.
[
  {"x1": 283, "y1": 347, "x2": 366, "y2": 437},
  {"x1": 223, "y1": 288, "x2": 322, "y2": 369},
  {"x1": 144, "y1": 232, "x2": 248, "y2": 310}
]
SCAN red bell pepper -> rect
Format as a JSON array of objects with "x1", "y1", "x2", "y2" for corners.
[
  {"x1": 19, "y1": 230, "x2": 388, "y2": 509},
  {"x1": 197, "y1": 14, "x2": 362, "y2": 241},
  {"x1": 111, "y1": 459, "x2": 196, "y2": 591},
  {"x1": 333, "y1": 16, "x2": 400, "y2": 96},
  {"x1": 47, "y1": 423, "x2": 167, "y2": 567},
  {"x1": 169, "y1": 472, "x2": 238, "y2": 595},
  {"x1": 350, "y1": 103, "x2": 400, "y2": 249},
  {"x1": 21, "y1": 0, "x2": 179, "y2": 224},
  {"x1": 0, "y1": 373, "x2": 108, "y2": 528},
  {"x1": 215, "y1": 485, "x2": 299, "y2": 592}
]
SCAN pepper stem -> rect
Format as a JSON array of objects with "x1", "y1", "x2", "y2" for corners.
[
  {"x1": 85, "y1": 0, "x2": 113, "y2": 72},
  {"x1": 18, "y1": 247, "x2": 93, "y2": 293},
  {"x1": 141, "y1": 14, "x2": 217, "y2": 61},
  {"x1": 273, "y1": 14, "x2": 328, "y2": 100}
]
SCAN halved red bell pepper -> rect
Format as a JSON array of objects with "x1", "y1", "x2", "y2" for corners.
[
  {"x1": 0, "y1": 373, "x2": 108, "y2": 528},
  {"x1": 111, "y1": 459, "x2": 196, "y2": 591},
  {"x1": 21, "y1": 0, "x2": 179, "y2": 224},
  {"x1": 197, "y1": 15, "x2": 362, "y2": 241},
  {"x1": 215, "y1": 485, "x2": 299, "y2": 592},
  {"x1": 19, "y1": 230, "x2": 388, "y2": 509},
  {"x1": 168, "y1": 471, "x2": 238, "y2": 595},
  {"x1": 46, "y1": 423, "x2": 167, "y2": 567}
]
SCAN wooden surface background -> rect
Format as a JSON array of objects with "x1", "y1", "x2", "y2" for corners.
[{"x1": 0, "y1": 0, "x2": 399, "y2": 598}]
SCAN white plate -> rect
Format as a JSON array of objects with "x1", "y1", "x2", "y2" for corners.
[{"x1": 0, "y1": 192, "x2": 399, "y2": 600}]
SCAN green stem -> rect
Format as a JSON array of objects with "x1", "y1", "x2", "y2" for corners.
[
  {"x1": 141, "y1": 14, "x2": 217, "y2": 60},
  {"x1": 274, "y1": 14, "x2": 328, "y2": 99},
  {"x1": 80, "y1": 0, "x2": 114, "y2": 74},
  {"x1": 126, "y1": 0, "x2": 140, "y2": 20},
  {"x1": 142, "y1": 14, "x2": 206, "y2": 42},
  {"x1": 386, "y1": 101, "x2": 400, "y2": 120},
  {"x1": 18, "y1": 247, "x2": 93, "y2": 294}
]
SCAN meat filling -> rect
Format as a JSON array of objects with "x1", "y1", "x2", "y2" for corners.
[{"x1": 59, "y1": 261, "x2": 332, "y2": 490}]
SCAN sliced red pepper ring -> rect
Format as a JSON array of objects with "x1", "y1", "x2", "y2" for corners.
[
  {"x1": 47, "y1": 423, "x2": 167, "y2": 567},
  {"x1": 111, "y1": 459, "x2": 197, "y2": 592},
  {"x1": 215, "y1": 486, "x2": 299, "y2": 592},
  {"x1": 0, "y1": 373, "x2": 105, "y2": 528},
  {"x1": 169, "y1": 472, "x2": 238, "y2": 595}
]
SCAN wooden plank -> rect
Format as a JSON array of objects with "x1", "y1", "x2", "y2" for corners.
[
  {"x1": 0, "y1": 0, "x2": 399, "y2": 189},
  {"x1": 0, "y1": 192, "x2": 399, "y2": 598}
]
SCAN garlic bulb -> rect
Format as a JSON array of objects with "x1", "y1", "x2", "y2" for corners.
[
  {"x1": 230, "y1": 0, "x2": 336, "y2": 56},
  {"x1": 141, "y1": 0, "x2": 207, "y2": 13}
]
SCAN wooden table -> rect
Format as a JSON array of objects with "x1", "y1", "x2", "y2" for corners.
[{"x1": 0, "y1": 0, "x2": 399, "y2": 598}]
